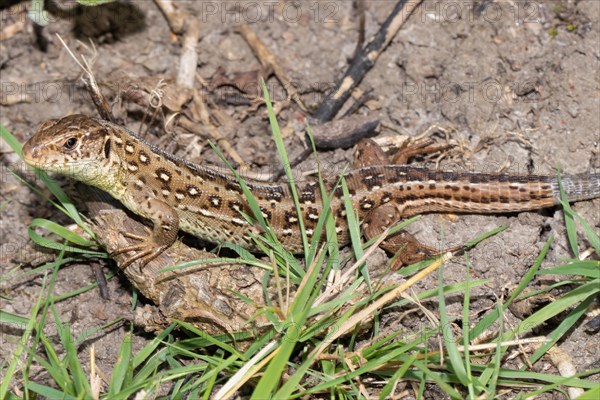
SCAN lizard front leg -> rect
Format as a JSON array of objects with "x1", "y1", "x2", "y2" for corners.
[{"x1": 112, "y1": 197, "x2": 179, "y2": 267}]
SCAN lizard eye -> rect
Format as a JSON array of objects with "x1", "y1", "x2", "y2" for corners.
[{"x1": 63, "y1": 137, "x2": 78, "y2": 150}]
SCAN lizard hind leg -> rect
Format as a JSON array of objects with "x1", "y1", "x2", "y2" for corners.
[
  {"x1": 362, "y1": 203, "x2": 448, "y2": 269},
  {"x1": 353, "y1": 138, "x2": 454, "y2": 167},
  {"x1": 354, "y1": 138, "x2": 459, "y2": 268},
  {"x1": 391, "y1": 138, "x2": 454, "y2": 165},
  {"x1": 353, "y1": 138, "x2": 391, "y2": 168}
]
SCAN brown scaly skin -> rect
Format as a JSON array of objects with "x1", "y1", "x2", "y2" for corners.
[{"x1": 22, "y1": 114, "x2": 600, "y2": 267}]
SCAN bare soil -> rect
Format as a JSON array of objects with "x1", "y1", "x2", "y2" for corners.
[{"x1": 1, "y1": 0, "x2": 599, "y2": 398}]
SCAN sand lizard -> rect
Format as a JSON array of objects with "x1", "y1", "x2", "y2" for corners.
[{"x1": 22, "y1": 114, "x2": 600, "y2": 267}]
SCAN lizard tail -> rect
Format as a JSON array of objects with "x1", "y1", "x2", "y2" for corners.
[{"x1": 552, "y1": 173, "x2": 600, "y2": 203}]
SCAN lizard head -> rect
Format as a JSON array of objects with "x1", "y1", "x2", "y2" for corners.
[{"x1": 22, "y1": 114, "x2": 114, "y2": 185}]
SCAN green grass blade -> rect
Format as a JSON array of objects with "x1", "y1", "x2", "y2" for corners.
[
  {"x1": 574, "y1": 212, "x2": 600, "y2": 253},
  {"x1": 261, "y1": 79, "x2": 310, "y2": 259},
  {"x1": 461, "y1": 257, "x2": 477, "y2": 398},
  {"x1": 412, "y1": 360, "x2": 464, "y2": 399},
  {"x1": 132, "y1": 324, "x2": 176, "y2": 368},
  {"x1": 341, "y1": 178, "x2": 371, "y2": 290},
  {"x1": 438, "y1": 264, "x2": 468, "y2": 386},
  {"x1": 29, "y1": 218, "x2": 96, "y2": 247},
  {"x1": 38, "y1": 333, "x2": 73, "y2": 391},
  {"x1": 577, "y1": 385, "x2": 600, "y2": 400},
  {"x1": 303, "y1": 123, "x2": 339, "y2": 268},
  {"x1": 538, "y1": 260, "x2": 599, "y2": 278},
  {"x1": 109, "y1": 332, "x2": 133, "y2": 395},
  {"x1": 0, "y1": 273, "x2": 48, "y2": 399},
  {"x1": 52, "y1": 307, "x2": 92, "y2": 396},
  {"x1": 378, "y1": 354, "x2": 418, "y2": 399},
  {"x1": 556, "y1": 167, "x2": 579, "y2": 257},
  {"x1": 0, "y1": 123, "x2": 24, "y2": 157},
  {"x1": 251, "y1": 81, "x2": 339, "y2": 398},
  {"x1": 527, "y1": 291, "x2": 595, "y2": 365},
  {"x1": 463, "y1": 225, "x2": 508, "y2": 248},
  {"x1": 28, "y1": 227, "x2": 105, "y2": 256},
  {"x1": 470, "y1": 236, "x2": 553, "y2": 339},
  {"x1": 300, "y1": 339, "x2": 424, "y2": 396},
  {"x1": 503, "y1": 279, "x2": 599, "y2": 341},
  {"x1": 0, "y1": 310, "x2": 30, "y2": 325},
  {"x1": 26, "y1": 382, "x2": 78, "y2": 400},
  {"x1": 482, "y1": 366, "x2": 599, "y2": 388},
  {"x1": 487, "y1": 302, "x2": 504, "y2": 397},
  {"x1": 175, "y1": 321, "x2": 245, "y2": 359}
]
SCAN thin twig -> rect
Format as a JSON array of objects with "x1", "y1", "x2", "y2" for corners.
[
  {"x1": 237, "y1": 23, "x2": 307, "y2": 112},
  {"x1": 177, "y1": 17, "x2": 201, "y2": 89},
  {"x1": 181, "y1": 81, "x2": 246, "y2": 167},
  {"x1": 56, "y1": 34, "x2": 115, "y2": 122},
  {"x1": 90, "y1": 260, "x2": 109, "y2": 299},
  {"x1": 153, "y1": 0, "x2": 185, "y2": 33}
]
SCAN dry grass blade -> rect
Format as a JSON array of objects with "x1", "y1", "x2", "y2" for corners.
[{"x1": 313, "y1": 252, "x2": 453, "y2": 357}]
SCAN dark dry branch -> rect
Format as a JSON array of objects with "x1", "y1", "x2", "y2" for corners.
[
  {"x1": 313, "y1": 0, "x2": 422, "y2": 123},
  {"x1": 307, "y1": 113, "x2": 380, "y2": 150},
  {"x1": 90, "y1": 260, "x2": 110, "y2": 300},
  {"x1": 283, "y1": 1, "x2": 421, "y2": 171},
  {"x1": 82, "y1": 73, "x2": 114, "y2": 122},
  {"x1": 351, "y1": 0, "x2": 367, "y2": 60}
]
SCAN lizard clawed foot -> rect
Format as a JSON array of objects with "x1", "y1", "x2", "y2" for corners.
[
  {"x1": 387, "y1": 232, "x2": 463, "y2": 270},
  {"x1": 110, "y1": 198, "x2": 180, "y2": 268},
  {"x1": 112, "y1": 229, "x2": 167, "y2": 268},
  {"x1": 353, "y1": 138, "x2": 455, "y2": 167},
  {"x1": 392, "y1": 139, "x2": 455, "y2": 165},
  {"x1": 362, "y1": 203, "x2": 463, "y2": 270}
]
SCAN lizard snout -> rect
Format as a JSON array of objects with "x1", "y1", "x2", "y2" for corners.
[
  {"x1": 22, "y1": 135, "x2": 49, "y2": 168},
  {"x1": 21, "y1": 138, "x2": 39, "y2": 165}
]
